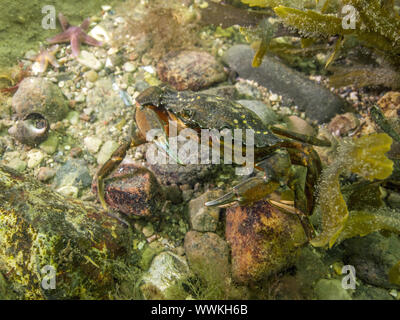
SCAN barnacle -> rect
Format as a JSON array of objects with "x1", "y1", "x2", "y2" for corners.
[{"x1": 310, "y1": 133, "x2": 395, "y2": 248}]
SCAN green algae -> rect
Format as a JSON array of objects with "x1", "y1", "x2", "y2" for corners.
[
  {"x1": 0, "y1": 0, "x2": 121, "y2": 69},
  {"x1": 310, "y1": 133, "x2": 396, "y2": 248},
  {"x1": 0, "y1": 165, "x2": 146, "y2": 299},
  {"x1": 240, "y1": 0, "x2": 400, "y2": 88}
]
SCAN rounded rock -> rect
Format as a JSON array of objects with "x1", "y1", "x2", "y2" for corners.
[
  {"x1": 12, "y1": 77, "x2": 69, "y2": 123},
  {"x1": 157, "y1": 50, "x2": 227, "y2": 91},
  {"x1": 226, "y1": 200, "x2": 307, "y2": 284}
]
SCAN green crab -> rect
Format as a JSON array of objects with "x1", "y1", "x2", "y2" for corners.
[{"x1": 96, "y1": 86, "x2": 330, "y2": 237}]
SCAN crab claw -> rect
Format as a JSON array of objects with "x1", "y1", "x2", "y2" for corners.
[{"x1": 205, "y1": 177, "x2": 280, "y2": 208}]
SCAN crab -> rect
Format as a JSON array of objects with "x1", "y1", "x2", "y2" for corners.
[{"x1": 96, "y1": 86, "x2": 331, "y2": 238}]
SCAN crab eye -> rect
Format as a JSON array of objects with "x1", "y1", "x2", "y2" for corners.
[{"x1": 180, "y1": 109, "x2": 193, "y2": 120}]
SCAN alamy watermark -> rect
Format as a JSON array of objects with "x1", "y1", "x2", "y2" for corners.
[
  {"x1": 41, "y1": 5, "x2": 56, "y2": 30},
  {"x1": 342, "y1": 265, "x2": 356, "y2": 290},
  {"x1": 145, "y1": 120, "x2": 255, "y2": 176},
  {"x1": 41, "y1": 265, "x2": 56, "y2": 290}
]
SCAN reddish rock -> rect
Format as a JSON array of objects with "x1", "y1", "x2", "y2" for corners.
[
  {"x1": 157, "y1": 50, "x2": 227, "y2": 91},
  {"x1": 226, "y1": 200, "x2": 307, "y2": 284},
  {"x1": 92, "y1": 162, "x2": 165, "y2": 217}
]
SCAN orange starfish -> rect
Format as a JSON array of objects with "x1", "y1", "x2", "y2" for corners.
[
  {"x1": 47, "y1": 13, "x2": 102, "y2": 58},
  {"x1": 32, "y1": 45, "x2": 60, "y2": 73}
]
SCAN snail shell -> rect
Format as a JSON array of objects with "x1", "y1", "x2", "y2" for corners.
[{"x1": 8, "y1": 113, "x2": 49, "y2": 146}]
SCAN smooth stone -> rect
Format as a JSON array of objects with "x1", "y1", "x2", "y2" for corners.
[
  {"x1": 26, "y1": 149, "x2": 45, "y2": 168},
  {"x1": 7, "y1": 158, "x2": 27, "y2": 172},
  {"x1": 223, "y1": 45, "x2": 348, "y2": 123},
  {"x1": 123, "y1": 62, "x2": 136, "y2": 73},
  {"x1": 84, "y1": 136, "x2": 103, "y2": 154},
  {"x1": 77, "y1": 51, "x2": 102, "y2": 71},
  {"x1": 97, "y1": 140, "x2": 119, "y2": 165},
  {"x1": 237, "y1": 99, "x2": 279, "y2": 126},
  {"x1": 39, "y1": 133, "x2": 59, "y2": 155},
  {"x1": 56, "y1": 185, "x2": 79, "y2": 198},
  {"x1": 140, "y1": 251, "x2": 189, "y2": 299}
]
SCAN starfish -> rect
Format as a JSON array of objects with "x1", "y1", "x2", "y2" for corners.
[
  {"x1": 47, "y1": 13, "x2": 103, "y2": 58},
  {"x1": 31, "y1": 45, "x2": 60, "y2": 73}
]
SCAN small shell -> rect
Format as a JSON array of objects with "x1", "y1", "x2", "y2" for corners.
[{"x1": 8, "y1": 113, "x2": 49, "y2": 146}]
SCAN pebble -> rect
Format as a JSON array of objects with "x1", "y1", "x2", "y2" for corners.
[
  {"x1": 7, "y1": 158, "x2": 27, "y2": 172},
  {"x1": 84, "y1": 136, "x2": 103, "y2": 154},
  {"x1": 85, "y1": 70, "x2": 98, "y2": 83},
  {"x1": 188, "y1": 190, "x2": 223, "y2": 232},
  {"x1": 140, "y1": 251, "x2": 189, "y2": 299},
  {"x1": 37, "y1": 167, "x2": 56, "y2": 182},
  {"x1": 39, "y1": 134, "x2": 58, "y2": 155},
  {"x1": 96, "y1": 140, "x2": 119, "y2": 165},
  {"x1": 142, "y1": 223, "x2": 155, "y2": 238},
  {"x1": 26, "y1": 149, "x2": 45, "y2": 168},
  {"x1": 77, "y1": 50, "x2": 103, "y2": 71},
  {"x1": 123, "y1": 62, "x2": 136, "y2": 73},
  {"x1": 56, "y1": 185, "x2": 79, "y2": 198}
]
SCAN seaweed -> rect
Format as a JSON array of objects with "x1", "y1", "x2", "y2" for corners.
[
  {"x1": 310, "y1": 133, "x2": 397, "y2": 248},
  {"x1": 240, "y1": 0, "x2": 400, "y2": 88}
]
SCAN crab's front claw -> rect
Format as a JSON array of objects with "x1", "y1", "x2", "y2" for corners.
[{"x1": 205, "y1": 176, "x2": 280, "y2": 208}]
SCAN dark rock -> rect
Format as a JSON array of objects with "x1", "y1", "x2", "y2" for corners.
[
  {"x1": 226, "y1": 200, "x2": 306, "y2": 284},
  {"x1": 12, "y1": 77, "x2": 69, "y2": 122},
  {"x1": 157, "y1": 50, "x2": 227, "y2": 91},
  {"x1": 353, "y1": 283, "x2": 394, "y2": 300},
  {"x1": 92, "y1": 162, "x2": 165, "y2": 218},
  {"x1": 343, "y1": 233, "x2": 400, "y2": 289},
  {"x1": 223, "y1": 45, "x2": 348, "y2": 123}
]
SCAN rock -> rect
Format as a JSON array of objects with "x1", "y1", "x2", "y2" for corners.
[
  {"x1": 343, "y1": 233, "x2": 400, "y2": 289},
  {"x1": 142, "y1": 223, "x2": 155, "y2": 237},
  {"x1": 327, "y1": 113, "x2": 359, "y2": 137},
  {"x1": 236, "y1": 99, "x2": 279, "y2": 126},
  {"x1": 85, "y1": 70, "x2": 98, "y2": 82},
  {"x1": 285, "y1": 115, "x2": 316, "y2": 136},
  {"x1": 0, "y1": 165, "x2": 136, "y2": 299},
  {"x1": 26, "y1": 149, "x2": 45, "y2": 168},
  {"x1": 39, "y1": 133, "x2": 59, "y2": 155},
  {"x1": 86, "y1": 78, "x2": 125, "y2": 121},
  {"x1": 37, "y1": 167, "x2": 56, "y2": 182},
  {"x1": 157, "y1": 50, "x2": 227, "y2": 91},
  {"x1": 353, "y1": 284, "x2": 394, "y2": 300},
  {"x1": 92, "y1": 162, "x2": 166, "y2": 217},
  {"x1": 66, "y1": 111, "x2": 80, "y2": 125},
  {"x1": 12, "y1": 77, "x2": 69, "y2": 123},
  {"x1": 188, "y1": 190, "x2": 224, "y2": 232},
  {"x1": 77, "y1": 50, "x2": 102, "y2": 70},
  {"x1": 140, "y1": 251, "x2": 189, "y2": 300},
  {"x1": 223, "y1": 45, "x2": 348, "y2": 123},
  {"x1": 7, "y1": 158, "x2": 26, "y2": 172},
  {"x1": 97, "y1": 140, "x2": 119, "y2": 165},
  {"x1": 123, "y1": 62, "x2": 136, "y2": 73},
  {"x1": 378, "y1": 91, "x2": 400, "y2": 118},
  {"x1": 56, "y1": 185, "x2": 79, "y2": 198},
  {"x1": 225, "y1": 200, "x2": 307, "y2": 284},
  {"x1": 314, "y1": 279, "x2": 352, "y2": 300},
  {"x1": 184, "y1": 231, "x2": 229, "y2": 278},
  {"x1": 53, "y1": 159, "x2": 92, "y2": 194},
  {"x1": 84, "y1": 136, "x2": 103, "y2": 154}
]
